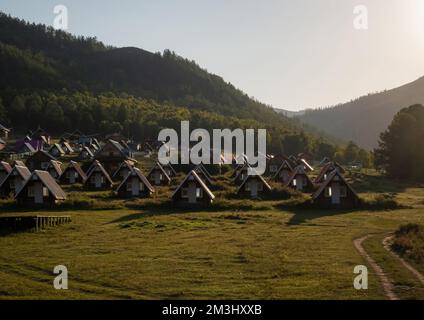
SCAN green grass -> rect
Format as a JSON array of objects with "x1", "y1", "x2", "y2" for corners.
[{"x1": 0, "y1": 169, "x2": 424, "y2": 299}]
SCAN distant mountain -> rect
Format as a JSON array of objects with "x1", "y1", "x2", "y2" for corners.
[
  {"x1": 274, "y1": 108, "x2": 305, "y2": 118},
  {"x1": 296, "y1": 76, "x2": 424, "y2": 149},
  {"x1": 0, "y1": 11, "x2": 340, "y2": 156},
  {"x1": 0, "y1": 11, "x2": 296, "y2": 128}
]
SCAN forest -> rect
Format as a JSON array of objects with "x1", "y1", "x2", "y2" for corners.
[{"x1": 0, "y1": 11, "x2": 372, "y2": 165}]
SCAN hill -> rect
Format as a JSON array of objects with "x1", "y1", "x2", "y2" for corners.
[
  {"x1": 296, "y1": 76, "x2": 424, "y2": 149},
  {"x1": 0, "y1": 12, "x2": 292, "y2": 129},
  {"x1": 0, "y1": 11, "x2": 370, "y2": 160}
]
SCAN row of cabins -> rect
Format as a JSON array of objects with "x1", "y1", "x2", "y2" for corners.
[
  {"x1": 1, "y1": 152, "x2": 359, "y2": 208},
  {"x1": 1, "y1": 131, "x2": 359, "y2": 208}
]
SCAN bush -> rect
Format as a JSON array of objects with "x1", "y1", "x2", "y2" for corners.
[
  {"x1": 361, "y1": 193, "x2": 405, "y2": 210},
  {"x1": 392, "y1": 224, "x2": 424, "y2": 264}
]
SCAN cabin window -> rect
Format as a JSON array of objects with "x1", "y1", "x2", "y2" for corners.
[
  {"x1": 292, "y1": 179, "x2": 297, "y2": 187},
  {"x1": 340, "y1": 186, "x2": 347, "y2": 198},
  {"x1": 245, "y1": 183, "x2": 250, "y2": 191},
  {"x1": 258, "y1": 183, "x2": 263, "y2": 191},
  {"x1": 27, "y1": 186, "x2": 34, "y2": 197},
  {"x1": 196, "y1": 187, "x2": 203, "y2": 198},
  {"x1": 126, "y1": 183, "x2": 132, "y2": 191},
  {"x1": 43, "y1": 187, "x2": 49, "y2": 197},
  {"x1": 323, "y1": 174, "x2": 327, "y2": 181},
  {"x1": 139, "y1": 182, "x2": 145, "y2": 191},
  {"x1": 325, "y1": 187, "x2": 332, "y2": 198},
  {"x1": 159, "y1": 174, "x2": 163, "y2": 180},
  {"x1": 181, "y1": 188, "x2": 188, "y2": 198}
]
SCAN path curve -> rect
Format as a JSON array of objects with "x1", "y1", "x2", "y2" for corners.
[
  {"x1": 353, "y1": 235, "x2": 399, "y2": 300},
  {"x1": 383, "y1": 235, "x2": 424, "y2": 286}
]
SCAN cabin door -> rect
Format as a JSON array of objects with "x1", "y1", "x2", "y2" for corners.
[
  {"x1": 132, "y1": 177, "x2": 139, "y2": 196},
  {"x1": 331, "y1": 183, "x2": 341, "y2": 205},
  {"x1": 155, "y1": 172, "x2": 161, "y2": 185},
  {"x1": 69, "y1": 171, "x2": 76, "y2": 184},
  {"x1": 282, "y1": 171, "x2": 289, "y2": 183},
  {"x1": 250, "y1": 181, "x2": 258, "y2": 198},
  {"x1": 188, "y1": 182, "x2": 197, "y2": 204},
  {"x1": 95, "y1": 173, "x2": 102, "y2": 188},
  {"x1": 296, "y1": 177, "x2": 303, "y2": 191},
  {"x1": 34, "y1": 182, "x2": 43, "y2": 204}
]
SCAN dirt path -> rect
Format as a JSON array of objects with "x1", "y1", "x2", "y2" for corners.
[
  {"x1": 353, "y1": 235, "x2": 399, "y2": 300},
  {"x1": 383, "y1": 235, "x2": 424, "y2": 286}
]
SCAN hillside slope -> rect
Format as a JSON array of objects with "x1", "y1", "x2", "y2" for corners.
[
  {"x1": 297, "y1": 76, "x2": 424, "y2": 149},
  {"x1": 0, "y1": 12, "x2": 295, "y2": 130}
]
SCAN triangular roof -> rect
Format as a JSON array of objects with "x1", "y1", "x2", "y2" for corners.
[
  {"x1": 79, "y1": 146, "x2": 94, "y2": 158},
  {"x1": 233, "y1": 163, "x2": 251, "y2": 181},
  {"x1": 286, "y1": 166, "x2": 313, "y2": 187},
  {"x1": 61, "y1": 141, "x2": 74, "y2": 153},
  {"x1": 97, "y1": 139, "x2": 128, "y2": 158},
  {"x1": 0, "y1": 123, "x2": 10, "y2": 132},
  {"x1": 15, "y1": 170, "x2": 66, "y2": 200},
  {"x1": 46, "y1": 160, "x2": 63, "y2": 177},
  {"x1": 116, "y1": 167, "x2": 155, "y2": 193},
  {"x1": 313, "y1": 169, "x2": 359, "y2": 200},
  {"x1": 10, "y1": 165, "x2": 32, "y2": 182},
  {"x1": 112, "y1": 160, "x2": 134, "y2": 178},
  {"x1": 299, "y1": 158, "x2": 314, "y2": 171},
  {"x1": 147, "y1": 162, "x2": 171, "y2": 181},
  {"x1": 171, "y1": 170, "x2": 215, "y2": 200},
  {"x1": 161, "y1": 162, "x2": 177, "y2": 176},
  {"x1": 196, "y1": 163, "x2": 212, "y2": 179},
  {"x1": 193, "y1": 166, "x2": 213, "y2": 185},
  {"x1": 0, "y1": 161, "x2": 12, "y2": 174},
  {"x1": 23, "y1": 142, "x2": 36, "y2": 153},
  {"x1": 28, "y1": 150, "x2": 57, "y2": 161},
  {"x1": 315, "y1": 161, "x2": 345, "y2": 183},
  {"x1": 49, "y1": 143, "x2": 65, "y2": 155},
  {"x1": 237, "y1": 173, "x2": 272, "y2": 194},
  {"x1": 273, "y1": 160, "x2": 294, "y2": 179},
  {"x1": 13, "y1": 160, "x2": 26, "y2": 168},
  {"x1": 84, "y1": 161, "x2": 114, "y2": 185},
  {"x1": 61, "y1": 161, "x2": 87, "y2": 181}
]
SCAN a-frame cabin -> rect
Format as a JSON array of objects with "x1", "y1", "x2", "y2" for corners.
[
  {"x1": 313, "y1": 170, "x2": 360, "y2": 208},
  {"x1": 172, "y1": 170, "x2": 215, "y2": 206},
  {"x1": 59, "y1": 161, "x2": 87, "y2": 185},
  {"x1": 286, "y1": 166, "x2": 314, "y2": 192},
  {"x1": 116, "y1": 167, "x2": 154, "y2": 198}
]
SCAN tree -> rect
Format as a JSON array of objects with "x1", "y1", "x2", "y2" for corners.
[
  {"x1": 374, "y1": 104, "x2": 424, "y2": 180},
  {"x1": 344, "y1": 141, "x2": 360, "y2": 164}
]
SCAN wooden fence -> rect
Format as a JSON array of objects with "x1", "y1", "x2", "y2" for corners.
[{"x1": 0, "y1": 216, "x2": 72, "y2": 233}]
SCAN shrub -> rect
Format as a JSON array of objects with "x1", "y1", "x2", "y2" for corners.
[
  {"x1": 392, "y1": 224, "x2": 424, "y2": 264},
  {"x1": 361, "y1": 193, "x2": 405, "y2": 210}
]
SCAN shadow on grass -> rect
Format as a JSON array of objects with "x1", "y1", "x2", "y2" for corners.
[
  {"x1": 283, "y1": 208, "x2": 360, "y2": 226},
  {"x1": 109, "y1": 200, "x2": 273, "y2": 224}
]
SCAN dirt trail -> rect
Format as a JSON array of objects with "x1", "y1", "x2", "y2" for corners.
[
  {"x1": 353, "y1": 235, "x2": 399, "y2": 300},
  {"x1": 383, "y1": 235, "x2": 424, "y2": 286}
]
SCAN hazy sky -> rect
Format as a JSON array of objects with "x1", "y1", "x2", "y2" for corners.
[{"x1": 1, "y1": 0, "x2": 424, "y2": 110}]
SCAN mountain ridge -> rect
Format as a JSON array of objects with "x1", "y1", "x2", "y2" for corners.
[{"x1": 296, "y1": 76, "x2": 424, "y2": 149}]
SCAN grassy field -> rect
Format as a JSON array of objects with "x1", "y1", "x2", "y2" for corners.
[{"x1": 0, "y1": 169, "x2": 424, "y2": 300}]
